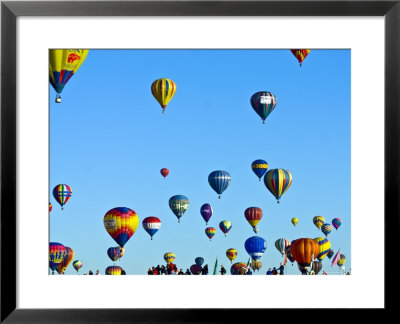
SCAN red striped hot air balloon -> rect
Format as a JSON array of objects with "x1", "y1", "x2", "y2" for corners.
[
  {"x1": 244, "y1": 207, "x2": 263, "y2": 233},
  {"x1": 105, "y1": 266, "x2": 122, "y2": 275}
]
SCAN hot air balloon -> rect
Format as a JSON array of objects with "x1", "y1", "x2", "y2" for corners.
[
  {"x1": 321, "y1": 223, "x2": 332, "y2": 237},
  {"x1": 200, "y1": 203, "x2": 213, "y2": 225},
  {"x1": 251, "y1": 159, "x2": 269, "y2": 181},
  {"x1": 250, "y1": 91, "x2": 278, "y2": 124},
  {"x1": 49, "y1": 49, "x2": 89, "y2": 103},
  {"x1": 337, "y1": 254, "x2": 346, "y2": 267},
  {"x1": 314, "y1": 237, "x2": 331, "y2": 261},
  {"x1": 142, "y1": 216, "x2": 162, "y2": 240},
  {"x1": 52, "y1": 184, "x2": 72, "y2": 210},
  {"x1": 313, "y1": 216, "x2": 325, "y2": 230},
  {"x1": 208, "y1": 170, "x2": 231, "y2": 199},
  {"x1": 263, "y1": 168, "x2": 292, "y2": 203},
  {"x1": 250, "y1": 259, "x2": 262, "y2": 271},
  {"x1": 160, "y1": 168, "x2": 169, "y2": 179},
  {"x1": 190, "y1": 264, "x2": 203, "y2": 275},
  {"x1": 290, "y1": 238, "x2": 320, "y2": 274},
  {"x1": 290, "y1": 49, "x2": 311, "y2": 67},
  {"x1": 119, "y1": 247, "x2": 125, "y2": 258},
  {"x1": 56, "y1": 246, "x2": 74, "y2": 275},
  {"x1": 226, "y1": 248, "x2": 238, "y2": 264},
  {"x1": 285, "y1": 246, "x2": 295, "y2": 264},
  {"x1": 244, "y1": 236, "x2": 267, "y2": 260},
  {"x1": 312, "y1": 260, "x2": 323, "y2": 275},
  {"x1": 275, "y1": 238, "x2": 290, "y2": 256},
  {"x1": 103, "y1": 207, "x2": 139, "y2": 247},
  {"x1": 219, "y1": 220, "x2": 232, "y2": 236},
  {"x1": 230, "y1": 262, "x2": 248, "y2": 275},
  {"x1": 49, "y1": 202, "x2": 52, "y2": 213},
  {"x1": 49, "y1": 242, "x2": 67, "y2": 274},
  {"x1": 121, "y1": 269, "x2": 126, "y2": 275},
  {"x1": 151, "y1": 78, "x2": 177, "y2": 113},
  {"x1": 72, "y1": 260, "x2": 83, "y2": 273},
  {"x1": 195, "y1": 257, "x2": 204, "y2": 266},
  {"x1": 244, "y1": 207, "x2": 263, "y2": 234},
  {"x1": 332, "y1": 218, "x2": 342, "y2": 230},
  {"x1": 169, "y1": 195, "x2": 189, "y2": 223},
  {"x1": 107, "y1": 247, "x2": 121, "y2": 262},
  {"x1": 327, "y1": 249, "x2": 335, "y2": 259},
  {"x1": 205, "y1": 227, "x2": 216, "y2": 241},
  {"x1": 105, "y1": 266, "x2": 122, "y2": 275},
  {"x1": 291, "y1": 217, "x2": 298, "y2": 226},
  {"x1": 164, "y1": 252, "x2": 175, "y2": 264}
]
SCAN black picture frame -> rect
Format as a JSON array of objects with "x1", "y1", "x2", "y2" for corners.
[{"x1": 1, "y1": 0, "x2": 398, "y2": 322}]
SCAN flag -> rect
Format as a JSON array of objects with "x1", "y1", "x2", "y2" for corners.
[
  {"x1": 213, "y1": 257, "x2": 218, "y2": 275},
  {"x1": 246, "y1": 257, "x2": 251, "y2": 267},
  {"x1": 331, "y1": 249, "x2": 341, "y2": 267},
  {"x1": 323, "y1": 271, "x2": 328, "y2": 275}
]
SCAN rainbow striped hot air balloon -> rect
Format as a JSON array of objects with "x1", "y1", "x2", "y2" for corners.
[
  {"x1": 49, "y1": 49, "x2": 89, "y2": 102},
  {"x1": 105, "y1": 266, "x2": 122, "y2": 275},
  {"x1": 49, "y1": 242, "x2": 67, "y2": 274},
  {"x1": 103, "y1": 207, "x2": 139, "y2": 248},
  {"x1": 314, "y1": 237, "x2": 331, "y2": 261},
  {"x1": 205, "y1": 227, "x2": 216, "y2": 241},
  {"x1": 244, "y1": 207, "x2": 263, "y2": 234},
  {"x1": 332, "y1": 218, "x2": 342, "y2": 230},
  {"x1": 151, "y1": 78, "x2": 177, "y2": 113},
  {"x1": 73, "y1": 260, "x2": 83, "y2": 273},
  {"x1": 142, "y1": 216, "x2": 162, "y2": 240},
  {"x1": 219, "y1": 220, "x2": 232, "y2": 237},
  {"x1": 169, "y1": 195, "x2": 189, "y2": 223},
  {"x1": 250, "y1": 91, "x2": 278, "y2": 124},
  {"x1": 251, "y1": 159, "x2": 269, "y2": 181},
  {"x1": 263, "y1": 168, "x2": 292, "y2": 203},
  {"x1": 313, "y1": 216, "x2": 325, "y2": 230},
  {"x1": 226, "y1": 248, "x2": 238, "y2": 264},
  {"x1": 321, "y1": 223, "x2": 332, "y2": 237},
  {"x1": 290, "y1": 49, "x2": 311, "y2": 66},
  {"x1": 164, "y1": 252, "x2": 176, "y2": 264},
  {"x1": 52, "y1": 184, "x2": 72, "y2": 210},
  {"x1": 56, "y1": 246, "x2": 74, "y2": 274}
]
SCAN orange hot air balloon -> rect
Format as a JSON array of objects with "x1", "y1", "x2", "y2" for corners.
[{"x1": 290, "y1": 238, "x2": 320, "y2": 273}]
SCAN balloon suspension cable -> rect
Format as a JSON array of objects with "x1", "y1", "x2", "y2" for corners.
[
  {"x1": 262, "y1": 120, "x2": 266, "y2": 124},
  {"x1": 151, "y1": 237, "x2": 153, "y2": 240},
  {"x1": 259, "y1": 178, "x2": 261, "y2": 181},
  {"x1": 178, "y1": 219, "x2": 180, "y2": 223},
  {"x1": 300, "y1": 63, "x2": 302, "y2": 67},
  {"x1": 162, "y1": 109, "x2": 165, "y2": 114}
]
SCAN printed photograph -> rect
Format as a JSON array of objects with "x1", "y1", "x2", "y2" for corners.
[{"x1": 49, "y1": 49, "x2": 350, "y2": 276}]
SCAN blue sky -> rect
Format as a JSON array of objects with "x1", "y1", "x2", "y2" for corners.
[{"x1": 49, "y1": 49, "x2": 351, "y2": 275}]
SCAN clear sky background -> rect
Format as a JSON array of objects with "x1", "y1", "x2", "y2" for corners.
[{"x1": 49, "y1": 49, "x2": 351, "y2": 275}]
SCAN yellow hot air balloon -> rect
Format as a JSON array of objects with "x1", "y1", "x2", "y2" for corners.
[
  {"x1": 314, "y1": 237, "x2": 331, "y2": 261},
  {"x1": 226, "y1": 248, "x2": 238, "y2": 263},
  {"x1": 313, "y1": 216, "x2": 325, "y2": 230},
  {"x1": 291, "y1": 217, "x2": 298, "y2": 226},
  {"x1": 290, "y1": 49, "x2": 311, "y2": 66},
  {"x1": 164, "y1": 252, "x2": 176, "y2": 264},
  {"x1": 151, "y1": 78, "x2": 177, "y2": 113},
  {"x1": 49, "y1": 49, "x2": 89, "y2": 103}
]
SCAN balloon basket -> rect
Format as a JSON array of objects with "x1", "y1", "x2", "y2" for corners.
[{"x1": 55, "y1": 95, "x2": 61, "y2": 103}]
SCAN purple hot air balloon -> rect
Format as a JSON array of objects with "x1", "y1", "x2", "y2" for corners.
[
  {"x1": 190, "y1": 264, "x2": 203, "y2": 275},
  {"x1": 200, "y1": 203, "x2": 213, "y2": 225},
  {"x1": 332, "y1": 218, "x2": 342, "y2": 230}
]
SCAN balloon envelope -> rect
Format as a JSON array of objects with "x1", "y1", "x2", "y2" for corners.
[
  {"x1": 49, "y1": 242, "x2": 67, "y2": 272},
  {"x1": 290, "y1": 49, "x2": 311, "y2": 66},
  {"x1": 244, "y1": 236, "x2": 267, "y2": 260},
  {"x1": 205, "y1": 227, "x2": 216, "y2": 240},
  {"x1": 327, "y1": 249, "x2": 335, "y2": 259},
  {"x1": 52, "y1": 184, "x2": 72, "y2": 209},
  {"x1": 314, "y1": 237, "x2": 331, "y2": 261},
  {"x1": 56, "y1": 246, "x2": 74, "y2": 274},
  {"x1": 103, "y1": 207, "x2": 139, "y2": 247},
  {"x1": 151, "y1": 78, "x2": 177, "y2": 112},
  {"x1": 169, "y1": 195, "x2": 189, "y2": 222},
  {"x1": 244, "y1": 207, "x2": 263, "y2": 230},
  {"x1": 264, "y1": 168, "x2": 292, "y2": 202},
  {"x1": 105, "y1": 266, "x2": 122, "y2": 275},
  {"x1": 160, "y1": 168, "x2": 169, "y2": 178},
  {"x1": 312, "y1": 261, "x2": 323, "y2": 275},
  {"x1": 164, "y1": 252, "x2": 176, "y2": 264},
  {"x1": 226, "y1": 248, "x2": 238, "y2": 263},
  {"x1": 290, "y1": 238, "x2": 320, "y2": 269},
  {"x1": 142, "y1": 216, "x2": 162, "y2": 239},
  {"x1": 332, "y1": 218, "x2": 342, "y2": 230},
  {"x1": 208, "y1": 170, "x2": 231, "y2": 198},
  {"x1": 230, "y1": 262, "x2": 248, "y2": 275},
  {"x1": 195, "y1": 257, "x2": 204, "y2": 266},
  {"x1": 49, "y1": 49, "x2": 89, "y2": 97},
  {"x1": 251, "y1": 159, "x2": 269, "y2": 180},
  {"x1": 219, "y1": 220, "x2": 232, "y2": 236},
  {"x1": 275, "y1": 238, "x2": 290, "y2": 256},
  {"x1": 107, "y1": 247, "x2": 121, "y2": 262},
  {"x1": 72, "y1": 260, "x2": 83, "y2": 272},
  {"x1": 291, "y1": 217, "x2": 298, "y2": 226},
  {"x1": 321, "y1": 223, "x2": 332, "y2": 237},
  {"x1": 250, "y1": 91, "x2": 277, "y2": 123},
  {"x1": 190, "y1": 264, "x2": 203, "y2": 275},
  {"x1": 200, "y1": 203, "x2": 213, "y2": 224}
]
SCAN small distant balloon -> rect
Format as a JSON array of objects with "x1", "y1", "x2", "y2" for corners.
[
  {"x1": 219, "y1": 220, "x2": 232, "y2": 236},
  {"x1": 332, "y1": 218, "x2": 342, "y2": 230},
  {"x1": 164, "y1": 252, "x2": 176, "y2": 264},
  {"x1": 250, "y1": 91, "x2": 277, "y2": 124},
  {"x1": 244, "y1": 207, "x2": 263, "y2": 233},
  {"x1": 205, "y1": 227, "x2": 216, "y2": 241},
  {"x1": 52, "y1": 184, "x2": 72, "y2": 210},
  {"x1": 327, "y1": 249, "x2": 335, "y2": 259},
  {"x1": 200, "y1": 203, "x2": 213, "y2": 225},
  {"x1": 208, "y1": 170, "x2": 231, "y2": 199},
  {"x1": 107, "y1": 247, "x2": 121, "y2": 262},
  {"x1": 226, "y1": 248, "x2": 238, "y2": 263},
  {"x1": 151, "y1": 78, "x2": 177, "y2": 113},
  {"x1": 290, "y1": 49, "x2": 311, "y2": 66},
  {"x1": 142, "y1": 216, "x2": 162, "y2": 240},
  {"x1": 275, "y1": 238, "x2": 290, "y2": 256},
  {"x1": 321, "y1": 223, "x2": 332, "y2": 237},
  {"x1": 160, "y1": 168, "x2": 169, "y2": 179},
  {"x1": 195, "y1": 257, "x2": 204, "y2": 266},
  {"x1": 313, "y1": 216, "x2": 325, "y2": 230},
  {"x1": 264, "y1": 168, "x2": 292, "y2": 203},
  {"x1": 49, "y1": 202, "x2": 52, "y2": 213},
  {"x1": 291, "y1": 217, "x2": 298, "y2": 226},
  {"x1": 251, "y1": 159, "x2": 269, "y2": 181},
  {"x1": 73, "y1": 260, "x2": 83, "y2": 272},
  {"x1": 169, "y1": 195, "x2": 189, "y2": 223}
]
